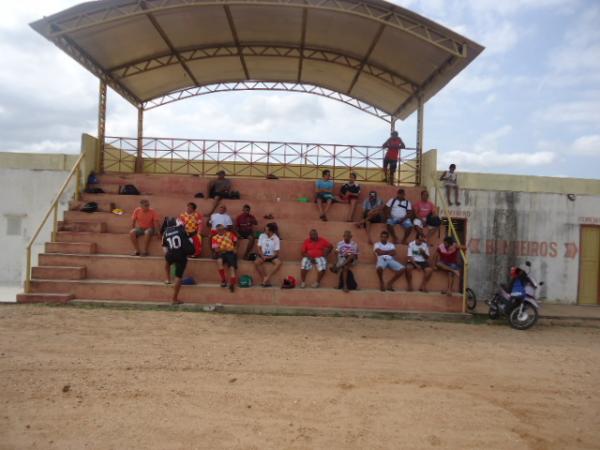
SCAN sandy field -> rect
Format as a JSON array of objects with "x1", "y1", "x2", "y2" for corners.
[{"x1": 0, "y1": 305, "x2": 599, "y2": 450}]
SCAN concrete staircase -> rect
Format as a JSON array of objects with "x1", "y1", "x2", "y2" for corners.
[{"x1": 18, "y1": 173, "x2": 463, "y2": 313}]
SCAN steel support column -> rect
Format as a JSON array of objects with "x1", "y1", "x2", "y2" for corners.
[
  {"x1": 136, "y1": 107, "x2": 144, "y2": 173},
  {"x1": 415, "y1": 94, "x2": 424, "y2": 186},
  {"x1": 390, "y1": 118, "x2": 396, "y2": 132},
  {"x1": 97, "y1": 80, "x2": 107, "y2": 173}
]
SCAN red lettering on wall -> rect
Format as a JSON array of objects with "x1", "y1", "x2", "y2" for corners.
[
  {"x1": 549, "y1": 242, "x2": 558, "y2": 258},
  {"x1": 485, "y1": 240, "x2": 495, "y2": 255},
  {"x1": 530, "y1": 242, "x2": 539, "y2": 256}
]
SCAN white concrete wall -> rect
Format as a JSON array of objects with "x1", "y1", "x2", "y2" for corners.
[
  {"x1": 0, "y1": 168, "x2": 74, "y2": 285},
  {"x1": 438, "y1": 189, "x2": 600, "y2": 304}
]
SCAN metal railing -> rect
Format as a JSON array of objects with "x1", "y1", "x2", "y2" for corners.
[
  {"x1": 431, "y1": 172, "x2": 469, "y2": 313},
  {"x1": 24, "y1": 151, "x2": 86, "y2": 293},
  {"x1": 103, "y1": 136, "x2": 420, "y2": 185}
]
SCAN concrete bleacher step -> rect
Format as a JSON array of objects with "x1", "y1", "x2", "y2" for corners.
[
  {"x1": 58, "y1": 220, "x2": 107, "y2": 233},
  {"x1": 31, "y1": 266, "x2": 86, "y2": 280},
  {"x1": 96, "y1": 173, "x2": 422, "y2": 202},
  {"x1": 54, "y1": 231, "x2": 445, "y2": 263},
  {"x1": 36, "y1": 253, "x2": 457, "y2": 292},
  {"x1": 27, "y1": 279, "x2": 462, "y2": 313},
  {"x1": 16, "y1": 293, "x2": 74, "y2": 304},
  {"x1": 45, "y1": 242, "x2": 97, "y2": 254}
]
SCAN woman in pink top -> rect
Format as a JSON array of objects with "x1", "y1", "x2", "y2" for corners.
[{"x1": 435, "y1": 236, "x2": 465, "y2": 296}]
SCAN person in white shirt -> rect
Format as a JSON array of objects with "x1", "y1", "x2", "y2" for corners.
[
  {"x1": 373, "y1": 230, "x2": 411, "y2": 292},
  {"x1": 209, "y1": 205, "x2": 233, "y2": 232},
  {"x1": 254, "y1": 223, "x2": 282, "y2": 287},
  {"x1": 385, "y1": 188, "x2": 414, "y2": 245},
  {"x1": 406, "y1": 233, "x2": 433, "y2": 292},
  {"x1": 331, "y1": 230, "x2": 359, "y2": 292}
]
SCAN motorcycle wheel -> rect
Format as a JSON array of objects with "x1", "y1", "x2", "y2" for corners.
[
  {"x1": 508, "y1": 303, "x2": 538, "y2": 330},
  {"x1": 466, "y1": 288, "x2": 477, "y2": 311}
]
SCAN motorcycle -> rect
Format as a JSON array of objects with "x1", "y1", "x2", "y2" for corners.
[{"x1": 485, "y1": 261, "x2": 544, "y2": 330}]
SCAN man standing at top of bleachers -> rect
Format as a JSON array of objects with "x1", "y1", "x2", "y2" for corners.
[
  {"x1": 129, "y1": 199, "x2": 160, "y2": 257},
  {"x1": 382, "y1": 131, "x2": 405, "y2": 185},
  {"x1": 208, "y1": 170, "x2": 232, "y2": 214}
]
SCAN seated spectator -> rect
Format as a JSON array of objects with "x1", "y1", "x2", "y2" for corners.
[
  {"x1": 315, "y1": 169, "x2": 337, "y2": 221},
  {"x1": 382, "y1": 131, "x2": 405, "y2": 185},
  {"x1": 331, "y1": 230, "x2": 359, "y2": 293},
  {"x1": 340, "y1": 172, "x2": 361, "y2": 222},
  {"x1": 435, "y1": 236, "x2": 464, "y2": 296},
  {"x1": 355, "y1": 191, "x2": 384, "y2": 244},
  {"x1": 179, "y1": 202, "x2": 203, "y2": 258},
  {"x1": 385, "y1": 189, "x2": 413, "y2": 244},
  {"x1": 210, "y1": 205, "x2": 233, "y2": 233},
  {"x1": 406, "y1": 233, "x2": 433, "y2": 292},
  {"x1": 413, "y1": 190, "x2": 441, "y2": 241},
  {"x1": 208, "y1": 170, "x2": 232, "y2": 214},
  {"x1": 254, "y1": 223, "x2": 283, "y2": 287},
  {"x1": 129, "y1": 199, "x2": 160, "y2": 256},
  {"x1": 374, "y1": 230, "x2": 411, "y2": 292},
  {"x1": 162, "y1": 217, "x2": 194, "y2": 305},
  {"x1": 235, "y1": 204, "x2": 258, "y2": 260},
  {"x1": 211, "y1": 224, "x2": 238, "y2": 292},
  {"x1": 440, "y1": 163, "x2": 460, "y2": 206},
  {"x1": 300, "y1": 229, "x2": 333, "y2": 288}
]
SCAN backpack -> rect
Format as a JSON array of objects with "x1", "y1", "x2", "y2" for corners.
[
  {"x1": 338, "y1": 270, "x2": 358, "y2": 290},
  {"x1": 87, "y1": 172, "x2": 99, "y2": 185},
  {"x1": 120, "y1": 184, "x2": 140, "y2": 195},
  {"x1": 80, "y1": 202, "x2": 98, "y2": 213},
  {"x1": 194, "y1": 192, "x2": 205, "y2": 198},
  {"x1": 281, "y1": 275, "x2": 296, "y2": 289},
  {"x1": 229, "y1": 190, "x2": 241, "y2": 199},
  {"x1": 239, "y1": 275, "x2": 253, "y2": 288},
  {"x1": 426, "y1": 213, "x2": 442, "y2": 227}
]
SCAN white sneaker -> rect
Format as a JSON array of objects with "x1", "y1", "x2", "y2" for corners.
[
  {"x1": 300, "y1": 282, "x2": 306, "y2": 288},
  {"x1": 311, "y1": 282, "x2": 320, "y2": 288}
]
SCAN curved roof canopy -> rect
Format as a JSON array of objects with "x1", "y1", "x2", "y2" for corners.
[{"x1": 31, "y1": 0, "x2": 484, "y2": 121}]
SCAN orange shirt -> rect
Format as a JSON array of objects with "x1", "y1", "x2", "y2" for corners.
[
  {"x1": 180, "y1": 211, "x2": 203, "y2": 234},
  {"x1": 211, "y1": 231, "x2": 238, "y2": 253},
  {"x1": 132, "y1": 207, "x2": 159, "y2": 229}
]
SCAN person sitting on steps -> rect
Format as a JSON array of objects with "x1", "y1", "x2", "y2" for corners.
[
  {"x1": 385, "y1": 189, "x2": 414, "y2": 245},
  {"x1": 354, "y1": 191, "x2": 384, "y2": 245},
  {"x1": 340, "y1": 172, "x2": 361, "y2": 222},
  {"x1": 373, "y1": 230, "x2": 411, "y2": 292},
  {"x1": 315, "y1": 169, "x2": 337, "y2": 221},
  {"x1": 179, "y1": 202, "x2": 203, "y2": 258},
  {"x1": 440, "y1": 163, "x2": 461, "y2": 206},
  {"x1": 208, "y1": 170, "x2": 232, "y2": 215},
  {"x1": 235, "y1": 204, "x2": 258, "y2": 260},
  {"x1": 413, "y1": 190, "x2": 441, "y2": 241},
  {"x1": 129, "y1": 199, "x2": 160, "y2": 256},
  {"x1": 331, "y1": 230, "x2": 359, "y2": 293},
  {"x1": 406, "y1": 232, "x2": 433, "y2": 292},
  {"x1": 300, "y1": 229, "x2": 333, "y2": 288},
  {"x1": 254, "y1": 223, "x2": 283, "y2": 287},
  {"x1": 210, "y1": 205, "x2": 233, "y2": 234}
]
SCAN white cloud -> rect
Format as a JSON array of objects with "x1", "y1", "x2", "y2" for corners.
[
  {"x1": 439, "y1": 150, "x2": 556, "y2": 170},
  {"x1": 571, "y1": 135, "x2": 600, "y2": 156},
  {"x1": 535, "y1": 99, "x2": 600, "y2": 125}
]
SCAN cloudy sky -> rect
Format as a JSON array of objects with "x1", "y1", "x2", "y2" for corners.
[{"x1": 1, "y1": 0, "x2": 599, "y2": 178}]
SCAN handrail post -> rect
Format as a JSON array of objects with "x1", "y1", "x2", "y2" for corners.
[
  {"x1": 24, "y1": 245, "x2": 32, "y2": 294},
  {"x1": 52, "y1": 203, "x2": 58, "y2": 242},
  {"x1": 75, "y1": 165, "x2": 81, "y2": 200}
]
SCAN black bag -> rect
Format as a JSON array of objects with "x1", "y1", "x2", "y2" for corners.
[
  {"x1": 229, "y1": 190, "x2": 241, "y2": 199},
  {"x1": 338, "y1": 270, "x2": 358, "y2": 290},
  {"x1": 120, "y1": 184, "x2": 140, "y2": 195},
  {"x1": 426, "y1": 213, "x2": 442, "y2": 227},
  {"x1": 183, "y1": 235, "x2": 195, "y2": 256},
  {"x1": 84, "y1": 187, "x2": 104, "y2": 194},
  {"x1": 194, "y1": 192, "x2": 205, "y2": 198},
  {"x1": 80, "y1": 202, "x2": 98, "y2": 213},
  {"x1": 87, "y1": 171, "x2": 99, "y2": 185}
]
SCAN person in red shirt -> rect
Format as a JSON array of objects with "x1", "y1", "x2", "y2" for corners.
[
  {"x1": 300, "y1": 229, "x2": 333, "y2": 288},
  {"x1": 235, "y1": 204, "x2": 258, "y2": 260},
  {"x1": 179, "y1": 202, "x2": 203, "y2": 258},
  {"x1": 413, "y1": 190, "x2": 441, "y2": 240},
  {"x1": 382, "y1": 131, "x2": 405, "y2": 185},
  {"x1": 435, "y1": 236, "x2": 466, "y2": 296},
  {"x1": 129, "y1": 199, "x2": 160, "y2": 256}
]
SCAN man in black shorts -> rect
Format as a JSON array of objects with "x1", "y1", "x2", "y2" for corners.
[
  {"x1": 162, "y1": 217, "x2": 194, "y2": 304},
  {"x1": 211, "y1": 224, "x2": 239, "y2": 292},
  {"x1": 208, "y1": 170, "x2": 233, "y2": 215},
  {"x1": 235, "y1": 204, "x2": 258, "y2": 260},
  {"x1": 406, "y1": 232, "x2": 433, "y2": 292}
]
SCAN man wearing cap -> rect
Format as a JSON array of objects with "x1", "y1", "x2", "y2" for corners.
[
  {"x1": 354, "y1": 191, "x2": 384, "y2": 244},
  {"x1": 208, "y1": 170, "x2": 232, "y2": 215}
]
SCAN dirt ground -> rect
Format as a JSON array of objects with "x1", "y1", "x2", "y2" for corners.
[{"x1": 0, "y1": 305, "x2": 599, "y2": 450}]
